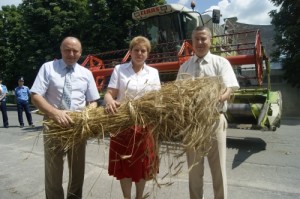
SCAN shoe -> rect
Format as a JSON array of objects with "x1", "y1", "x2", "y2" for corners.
[
  {"x1": 4, "y1": 125, "x2": 9, "y2": 128},
  {"x1": 20, "y1": 125, "x2": 24, "y2": 128},
  {"x1": 30, "y1": 124, "x2": 35, "y2": 128}
]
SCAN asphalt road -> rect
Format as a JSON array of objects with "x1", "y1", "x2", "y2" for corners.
[{"x1": 1, "y1": 108, "x2": 300, "y2": 199}]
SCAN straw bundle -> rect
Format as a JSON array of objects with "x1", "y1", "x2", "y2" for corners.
[{"x1": 43, "y1": 76, "x2": 224, "y2": 154}]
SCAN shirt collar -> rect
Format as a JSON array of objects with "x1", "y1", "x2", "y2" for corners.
[
  {"x1": 61, "y1": 59, "x2": 75, "y2": 71},
  {"x1": 126, "y1": 61, "x2": 148, "y2": 74},
  {"x1": 193, "y1": 51, "x2": 212, "y2": 64}
]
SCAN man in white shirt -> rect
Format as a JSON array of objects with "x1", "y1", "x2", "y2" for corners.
[
  {"x1": 30, "y1": 37, "x2": 100, "y2": 199},
  {"x1": 177, "y1": 26, "x2": 239, "y2": 199}
]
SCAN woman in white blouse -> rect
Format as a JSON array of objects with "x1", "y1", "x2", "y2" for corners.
[{"x1": 104, "y1": 36, "x2": 161, "y2": 199}]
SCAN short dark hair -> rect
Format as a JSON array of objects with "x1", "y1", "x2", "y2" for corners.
[{"x1": 192, "y1": 26, "x2": 212, "y2": 38}]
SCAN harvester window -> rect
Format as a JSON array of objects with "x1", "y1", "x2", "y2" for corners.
[
  {"x1": 141, "y1": 13, "x2": 182, "y2": 46},
  {"x1": 157, "y1": 14, "x2": 181, "y2": 43},
  {"x1": 182, "y1": 14, "x2": 197, "y2": 40},
  {"x1": 146, "y1": 23, "x2": 159, "y2": 44}
]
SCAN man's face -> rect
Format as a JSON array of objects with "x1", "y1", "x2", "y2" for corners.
[
  {"x1": 192, "y1": 30, "x2": 211, "y2": 58},
  {"x1": 18, "y1": 80, "x2": 24, "y2": 86},
  {"x1": 60, "y1": 38, "x2": 82, "y2": 66}
]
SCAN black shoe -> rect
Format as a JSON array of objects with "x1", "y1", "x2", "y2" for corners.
[
  {"x1": 4, "y1": 125, "x2": 9, "y2": 128},
  {"x1": 30, "y1": 124, "x2": 35, "y2": 128},
  {"x1": 20, "y1": 125, "x2": 24, "y2": 128}
]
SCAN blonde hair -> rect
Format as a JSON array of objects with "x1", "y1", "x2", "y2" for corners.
[{"x1": 129, "y1": 36, "x2": 151, "y2": 53}]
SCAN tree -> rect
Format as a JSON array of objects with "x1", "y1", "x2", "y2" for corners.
[
  {"x1": 0, "y1": 5, "x2": 25, "y2": 89},
  {"x1": 269, "y1": 0, "x2": 300, "y2": 87},
  {"x1": 0, "y1": 0, "x2": 166, "y2": 89},
  {"x1": 19, "y1": 0, "x2": 91, "y2": 77},
  {"x1": 107, "y1": 1, "x2": 166, "y2": 46}
]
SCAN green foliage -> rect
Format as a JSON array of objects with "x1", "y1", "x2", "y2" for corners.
[
  {"x1": 269, "y1": 0, "x2": 300, "y2": 87},
  {"x1": 0, "y1": 0, "x2": 166, "y2": 90},
  {"x1": 0, "y1": 5, "x2": 24, "y2": 89}
]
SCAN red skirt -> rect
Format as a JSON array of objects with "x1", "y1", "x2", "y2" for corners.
[{"x1": 108, "y1": 126, "x2": 158, "y2": 182}]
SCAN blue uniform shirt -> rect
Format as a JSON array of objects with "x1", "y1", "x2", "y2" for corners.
[
  {"x1": 0, "y1": 84, "x2": 8, "y2": 101},
  {"x1": 15, "y1": 86, "x2": 30, "y2": 102}
]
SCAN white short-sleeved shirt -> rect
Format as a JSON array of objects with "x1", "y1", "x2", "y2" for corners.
[
  {"x1": 177, "y1": 52, "x2": 239, "y2": 90},
  {"x1": 177, "y1": 52, "x2": 240, "y2": 111},
  {"x1": 108, "y1": 62, "x2": 161, "y2": 102},
  {"x1": 30, "y1": 59, "x2": 100, "y2": 111}
]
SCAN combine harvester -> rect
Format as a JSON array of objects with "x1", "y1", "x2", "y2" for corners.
[{"x1": 81, "y1": 3, "x2": 282, "y2": 131}]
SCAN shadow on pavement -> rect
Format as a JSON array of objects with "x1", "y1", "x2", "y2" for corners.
[
  {"x1": 21, "y1": 126, "x2": 43, "y2": 133},
  {"x1": 280, "y1": 117, "x2": 300, "y2": 126},
  {"x1": 227, "y1": 136, "x2": 266, "y2": 169}
]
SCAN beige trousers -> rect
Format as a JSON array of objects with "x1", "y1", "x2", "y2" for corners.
[
  {"x1": 187, "y1": 114, "x2": 227, "y2": 199},
  {"x1": 43, "y1": 132, "x2": 86, "y2": 199}
]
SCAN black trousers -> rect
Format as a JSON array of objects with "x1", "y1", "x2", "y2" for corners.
[
  {"x1": 0, "y1": 100, "x2": 9, "y2": 127},
  {"x1": 17, "y1": 100, "x2": 33, "y2": 126}
]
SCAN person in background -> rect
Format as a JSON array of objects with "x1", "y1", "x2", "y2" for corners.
[
  {"x1": 176, "y1": 26, "x2": 239, "y2": 199},
  {"x1": 30, "y1": 36, "x2": 100, "y2": 199},
  {"x1": 0, "y1": 76, "x2": 9, "y2": 128},
  {"x1": 14, "y1": 76, "x2": 35, "y2": 128},
  {"x1": 104, "y1": 36, "x2": 161, "y2": 199}
]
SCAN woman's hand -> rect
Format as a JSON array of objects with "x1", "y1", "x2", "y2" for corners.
[
  {"x1": 105, "y1": 100, "x2": 120, "y2": 114},
  {"x1": 104, "y1": 88, "x2": 120, "y2": 114}
]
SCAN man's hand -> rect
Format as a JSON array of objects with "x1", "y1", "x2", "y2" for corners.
[
  {"x1": 31, "y1": 93, "x2": 74, "y2": 128},
  {"x1": 219, "y1": 87, "x2": 232, "y2": 102},
  {"x1": 49, "y1": 109, "x2": 74, "y2": 128}
]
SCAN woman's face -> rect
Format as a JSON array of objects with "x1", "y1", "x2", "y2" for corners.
[{"x1": 130, "y1": 44, "x2": 148, "y2": 66}]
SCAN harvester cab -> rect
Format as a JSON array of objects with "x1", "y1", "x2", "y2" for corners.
[{"x1": 81, "y1": 3, "x2": 282, "y2": 131}]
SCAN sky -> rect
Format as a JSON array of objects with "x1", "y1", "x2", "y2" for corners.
[
  {"x1": 0, "y1": 0, "x2": 279, "y2": 25},
  {"x1": 0, "y1": 0, "x2": 21, "y2": 8},
  {"x1": 167, "y1": 0, "x2": 279, "y2": 25}
]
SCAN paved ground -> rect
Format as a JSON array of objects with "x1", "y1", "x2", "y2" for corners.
[{"x1": 1, "y1": 108, "x2": 300, "y2": 199}]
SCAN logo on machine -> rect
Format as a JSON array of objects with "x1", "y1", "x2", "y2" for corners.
[{"x1": 132, "y1": 5, "x2": 173, "y2": 20}]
